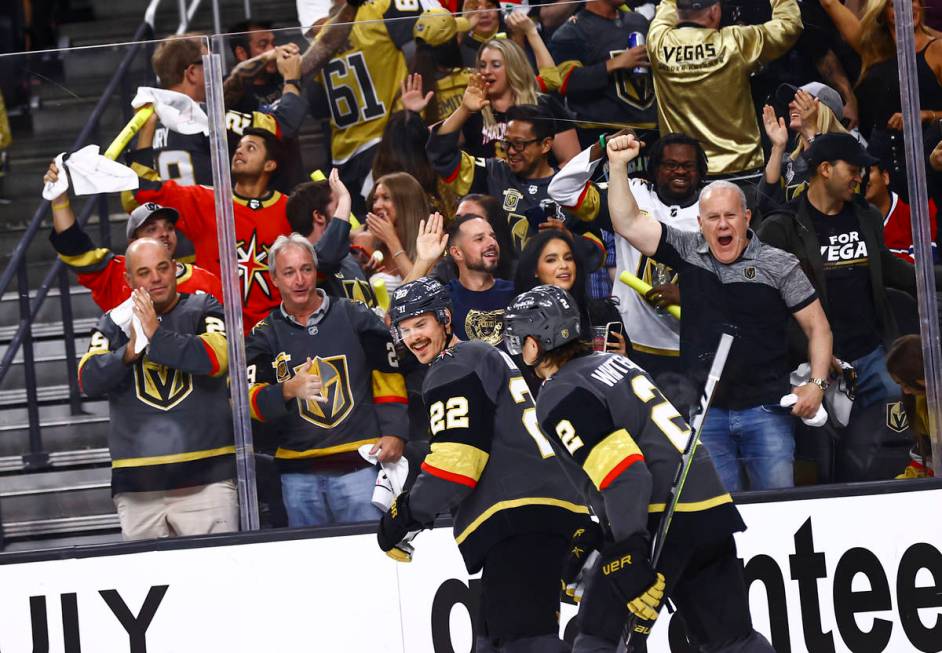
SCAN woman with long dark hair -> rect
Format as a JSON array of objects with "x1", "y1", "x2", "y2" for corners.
[{"x1": 513, "y1": 229, "x2": 627, "y2": 356}]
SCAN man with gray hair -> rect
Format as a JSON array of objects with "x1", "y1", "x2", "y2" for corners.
[
  {"x1": 244, "y1": 233, "x2": 410, "y2": 526},
  {"x1": 605, "y1": 134, "x2": 833, "y2": 491}
]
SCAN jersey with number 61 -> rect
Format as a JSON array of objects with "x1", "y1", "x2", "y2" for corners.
[
  {"x1": 536, "y1": 352, "x2": 744, "y2": 545},
  {"x1": 315, "y1": 0, "x2": 431, "y2": 165},
  {"x1": 408, "y1": 340, "x2": 590, "y2": 574}
]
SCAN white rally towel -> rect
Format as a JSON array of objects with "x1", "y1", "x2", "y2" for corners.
[
  {"x1": 132, "y1": 87, "x2": 209, "y2": 135},
  {"x1": 42, "y1": 146, "x2": 139, "y2": 201},
  {"x1": 358, "y1": 444, "x2": 410, "y2": 511},
  {"x1": 108, "y1": 296, "x2": 149, "y2": 354}
]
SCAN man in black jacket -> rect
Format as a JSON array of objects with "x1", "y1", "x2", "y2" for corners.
[{"x1": 757, "y1": 134, "x2": 942, "y2": 480}]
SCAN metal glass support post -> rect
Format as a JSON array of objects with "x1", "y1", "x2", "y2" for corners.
[
  {"x1": 244, "y1": 0, "x2": 252, "y2": 18},
  {"x1": 204, "y1": 42, "x2": 260, "y2": 530},
  {"x1": 57, "y1": 268, "x2": 83, "y2": 416},
  {"x1": 893, "y1": 0, "x2": 942, "y2": 475},
  {"x1": 16, "y1": 262, "x2": 47, "y2": 470},
  {"x1": 178, "y1": 0, "x2": 189, "y2": 32}
]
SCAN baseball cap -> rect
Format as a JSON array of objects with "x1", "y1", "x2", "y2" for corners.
[
  {"x1": 676, "y1": 0, "x2": 719, "y2": 9},
  {"x1": 805, "y1": 133, "x2": 879, "y2": 169},
  {"x1": 126, "y1": 203, "x2": 179, "y2": 240},
  {"x1": 776, "y1": 82, "x2": 845, "y2": 122},
  {"x1": 413, "y1": 8, "x2": 471, "y2": 47}
]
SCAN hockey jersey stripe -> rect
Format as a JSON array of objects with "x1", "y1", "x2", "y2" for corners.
[
  {"x1": 583, "y1": 428, "x2": 644, "y2": 491},
  {"x1": 371, "y1": 370, "x2": 407, "y2": 404},
  {"x1": 199, "y1": 333, "x2": 228, "y2": 377},
  {"x1": 454, "y1": 497, "x2": 590, "y2": 545},
  {"x1": 422, "y1": 441, "x2": 490, "y2": 487},
  {"x1": 59, "y1": 248, "x2": 111, "y2": 273},
  {"x1": 647, "y1": 493, "x2": 733, "y2": 514},
  {"x1": 248, "y1": 383, "x2": 267, "y2": 421},
  {"x1": 274, "y1": 437, "x2": 378, "y2": 460},
  {"x1": 112, "y1": 444, "x2": 236, "y2": 468}
]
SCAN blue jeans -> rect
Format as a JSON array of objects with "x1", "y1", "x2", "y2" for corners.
[
  {"x1": 700, "y1": 405, "x2": 796, "y2": 492},
  {"x1": 851, "y1": 345, "x2": 900, "y2": 411},
  {"x1": 281, "y1": 466, "x2": 382, "y2": 527}
]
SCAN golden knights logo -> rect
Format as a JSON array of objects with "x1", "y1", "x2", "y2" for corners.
[
  {"x1": 466, "y1": 309, "x2": 505, "y2": 346},
  {"x1": 272, "y1": 352, "x2": 293, "y2": 383},
  {"x1": 134, "y1": 360, "x2": 192, "y2": 410},
  {"x1": 609, "y1": 50, "x2": 655, "y2": 110},
  {"x1": 296, "y1": 355, "x2": 354, "y2": 428},
  {"x1": 886, "y1": 401, "x2": 909, "y2": 433}
]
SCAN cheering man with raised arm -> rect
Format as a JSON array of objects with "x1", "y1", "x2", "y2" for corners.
[{"x1": 604, "y1": 134, "x2": 832, "y2": 492}]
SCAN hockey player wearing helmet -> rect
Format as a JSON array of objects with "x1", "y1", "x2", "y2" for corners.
[
  {"x1": 377, "y1": 277, "x2": 591, "y2": 653},
  {"x1": 504, "y1": 285, "x2": 773, "y2": 653}
]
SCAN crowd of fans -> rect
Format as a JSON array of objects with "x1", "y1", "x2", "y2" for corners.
[{"x1": 32, "y1": 0, "x2": 942, "y2": 539}]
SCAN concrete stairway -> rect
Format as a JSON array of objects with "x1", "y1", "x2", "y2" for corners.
[{"x1": 0, "y1": 0, "x2": 311, "y2": 552}]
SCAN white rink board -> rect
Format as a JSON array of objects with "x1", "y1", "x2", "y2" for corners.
[{"x1": 0, "y1": 488, "x2": 941, "y2": 652}]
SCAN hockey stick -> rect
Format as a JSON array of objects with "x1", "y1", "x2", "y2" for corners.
[
  {"x1": 619, "y1": 332, "x2": 735, "y2": 653},
  {"x1": 103, "y1": 105, "x2": 156, "y2": 160}
]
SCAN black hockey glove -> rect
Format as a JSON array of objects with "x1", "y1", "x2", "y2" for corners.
[
  {"x1": 377, "y1": 492, "x2": 420, "y2": 553},
  {"x1": 600, "y1": 533, "x2": 665, "y2": 622},
  {"x1": 346, "y1": 0, "x2": 369, "y2": 7},
  {"x1": 561, "y1": 521, "x2": 604, "y2": 601}
]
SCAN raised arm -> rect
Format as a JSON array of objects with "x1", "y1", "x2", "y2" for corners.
[
  {"x1": 818, "y1": 0, "x2": 864, "y2": 54},
  {"x1": 301, "y1": 3, "x2": 357, "y2": 77},
  {"x1": 605, "y1": 134, "x2": 662, "y2": 257},
  {"x1": 43, "y1": 160, "x2": 77, "y2": 234},
  {"x1": 506, "y1": 11, "x2": 556, "y2": 72}
]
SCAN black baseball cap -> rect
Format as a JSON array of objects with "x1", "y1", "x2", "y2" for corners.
[
  {"x1": 676, "y1": 0, "x2": 719, "y2": 9},
  {"x1": 805, "y1": 133, "x2": 878, "y2": 169}
]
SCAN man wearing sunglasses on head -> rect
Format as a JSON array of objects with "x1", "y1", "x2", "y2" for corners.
[{"x1": 427, "y1": 77, "x2": 607, "y2": 268}]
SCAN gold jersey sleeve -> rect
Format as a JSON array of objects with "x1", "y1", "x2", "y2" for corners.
[
  {"x1": 647, "y1": 0, "x2": 802, "y2": 176},
  {"x1": 316, "y1": 0, "x2": 424, "y2": 165}
]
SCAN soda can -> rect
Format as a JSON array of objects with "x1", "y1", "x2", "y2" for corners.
[{"x1": 628, "y1": 31, "x2": 647, "y2": 76}]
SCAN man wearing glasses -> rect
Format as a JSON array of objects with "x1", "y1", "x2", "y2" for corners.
[
  {"x1": 549, "y1": 132, "x2": 709, "y2": 379},
  {"x1": 427, "y1": 87, "x2": 606, "y2": 267}
]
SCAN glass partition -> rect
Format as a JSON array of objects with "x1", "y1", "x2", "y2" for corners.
[{"x1": 0, "y1": 0, "x2": 940, "y2": 556}]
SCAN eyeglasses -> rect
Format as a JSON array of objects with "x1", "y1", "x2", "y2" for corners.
[
  {"x1": 499, "y1": 138, "x2": 540, "y2": 153},
  {"x1": 659, "y1": 160, "x2": 697, "y2": 172}
]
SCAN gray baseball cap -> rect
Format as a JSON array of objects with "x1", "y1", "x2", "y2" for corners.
[
  {"x1": 126, "y1": 202, "x2": 179, "y2": 240},
  {"x1": 777, "y1": 82, "x2": 845, "y2": 122}
]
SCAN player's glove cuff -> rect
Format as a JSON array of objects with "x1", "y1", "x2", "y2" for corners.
[
  {"x1": 377, "y1": 492, "x2": 421, "y2": 552},
  {"x1": 561, "y1": 520, "x2": 604, "y2": 599},
  {"x1": 599, "y1": 533, "x2": 657, "y2": 608}
]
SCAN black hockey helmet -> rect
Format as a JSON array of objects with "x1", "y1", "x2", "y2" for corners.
[
  {"x1": 390, "y1": 277, "x2": 452, "y2": 330},
  {"x1": 503, "y1": 285, "x2": 581, "y2": 356}
]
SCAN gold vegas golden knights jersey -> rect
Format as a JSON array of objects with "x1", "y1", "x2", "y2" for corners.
[
  {"x1": 647, "y1": 0, "x2": 802, "y2": 176},
  {"x1": 315, "y1": 0, "x2": 427, "y2": 165}
]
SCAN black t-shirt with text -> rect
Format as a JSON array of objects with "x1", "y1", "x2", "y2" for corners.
[{"x1": 809, "y1": 202, "x2": 881, "y2": 361}]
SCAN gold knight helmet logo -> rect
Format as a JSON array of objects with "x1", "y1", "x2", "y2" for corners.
[
  {"x1": 296, "y1": 355, "x2": 354, "y2": 428},
  {"x1": 134, "y1": 360, "x2": 193, "y2": 411},
  {"x1": 886, "y1": 401, "x2": 909, "y2": 433}
]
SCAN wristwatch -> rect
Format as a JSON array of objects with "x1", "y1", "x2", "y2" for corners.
[
  {"x1": 809, "y1": 377, "x2": 830, "y2": 391},
  {"x1": 284, "y1": 78, "x2": 302, "y2": 89}
]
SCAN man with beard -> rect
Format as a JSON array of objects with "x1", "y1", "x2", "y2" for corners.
[
  {"x1": 549, "y1": 133, "x2": 708, "y2": 378},
  {"x1": 132, "y1": 124, "x2": 291, "y2": 332},
  {"x1": 428, "y1": 214, "x2": 515, "y2": 345},
  {"x1": 427, "y1": 89, "x2": 606, "y2": 268}
]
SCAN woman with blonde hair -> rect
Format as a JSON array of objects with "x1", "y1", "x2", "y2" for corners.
[
  {"x1": 459, "y1": 18, "x2": 580, "y2": 166},
  {"x1": 759, "y1": 83, "x2": 851, "y2": 212},
  {"x1": 362, "y1": 172, "x2": 430, "y2": 288},
  {"x1": 821, "y1": 0, "x2": 942, "y2": 194}
]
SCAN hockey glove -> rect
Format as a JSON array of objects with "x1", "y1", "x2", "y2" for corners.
[
  {"x1": 377, "y1": 492, "x2": 421, "y2": 560},
  {"x1": 346, "y1": 0, "x2": 369, "y2": 7},
  {"x1": 599, "y1": 534, "x2": 665, "y2": 621},
  {"x1": 561, "y1": 521, "x2": 604, "y2": 602}
]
